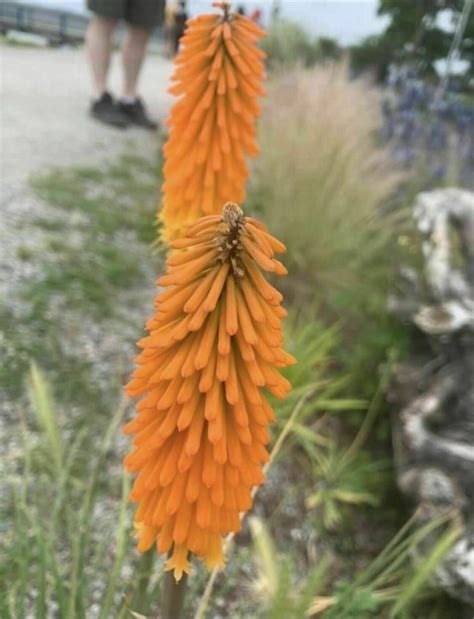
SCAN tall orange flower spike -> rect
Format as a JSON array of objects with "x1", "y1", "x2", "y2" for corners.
[
  {"x1": 124, "y1": 203, "x2": 295, "y2": 580},
  {"x1": 159, "y1": 2, "x2": 266, "y2": 242}
]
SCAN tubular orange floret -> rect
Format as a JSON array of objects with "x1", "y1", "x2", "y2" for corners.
[
  {"x1": 124, "y1": 203, "x2": 294, "y2": 580},
  {"x1": 159, "y1": 3, "x2": 267, "y2": 242}
]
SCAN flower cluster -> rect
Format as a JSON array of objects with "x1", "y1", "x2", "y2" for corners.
[
  {"x1": 124, "y1": 203, "x2": 294, "y2": 580},
  {"x1": 159, "y1": 2, "x2": 266, "y2": 242},
  {"x1": 382, "y1": 66, "x2": 474, "y2": 188}
]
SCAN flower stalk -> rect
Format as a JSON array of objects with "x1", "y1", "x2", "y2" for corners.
[{"x1": 161, "y1": 564, "x2": 188, "y2": 619}]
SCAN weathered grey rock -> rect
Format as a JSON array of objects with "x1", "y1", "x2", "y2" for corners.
[{"x1": 389, "y1": 188, "x2": 474, "y2": 607}]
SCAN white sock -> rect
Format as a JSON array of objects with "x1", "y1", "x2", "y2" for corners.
[{"x1": 121, "y1": 96, "x2": 137, "y2": 105}]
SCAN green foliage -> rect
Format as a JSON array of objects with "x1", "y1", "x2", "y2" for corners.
[
  {"x1": 351, "y1": 0, "x2": 474, "y2": 81},
  {"x1": 306, "y1": 449, "x2": 387, "y2": 529},
  {"x1": 250, "y1": 64, "x2": 412, "y2": 405},
  {"x1": 318, "y1": 37, "x2": 343, "y2": 61},
  {"x1": 31, "y1": 152, "x2": 160, "y2": 244},
  {"x1": 260, "y1": 20, "x2": 320, "y2": 68},
  {"x1": 27, "y1": 362, "x2": 63, "y2": 477},
  {"x1": 249, "y1": 517, "x2": 327, "y2": 619},
  {"x1": 390, "y1": 524, "x2": 462, "y2": 617},
  {"x1": 350, "y1": 34, "x2": 395, "y2": 81},
  {"x1": 281, "y1": 340, "x2": 395, "y2": 530},
  {"x1": 279, "y1": 319, "x2": 367, "y2": 425},
  {"x1": 0, "y1": 365, "x2": 165, "y2": 619},
  {"x1": 260, "y1": 20, "x2": 341, "y2": 69},
  {"x1": 248, "y1": 514, "x2": 461, "y2": 619}
]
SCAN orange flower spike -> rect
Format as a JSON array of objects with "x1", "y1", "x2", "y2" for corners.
[
  {"x1": 124, "y1": 203, "x2": 295, "y2": 580},
  {"x1": 159, "y1": 3, "x2": 267, "y2": 242}
]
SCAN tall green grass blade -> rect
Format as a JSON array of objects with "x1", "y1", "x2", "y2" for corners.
[
  {"x1": 27, "y1": 362, "x2": 63, "y2": 477},
  {"x1": 50, "y1": 427, "x2": 87, "y2": 526},
  {"x1": 323, "y1": 515, "x2": 429, "y2": 617},
  {"x1": 296, "y1": 559, "x2": 328, "y2": 617},
  {"x1": 35, "y1": 533, "x2": 49, "y2": 619},
  {"x1": 390, "y1": 525, "x2": 462, "y2": 617},
  {"x1": 249, "y1": 517, "x2": 279, "y2": 602},
  {"x1": 129, "y1": 549, "x2": 156, "y2": 615},
  {"x1": 99, "y1": 471, "x2": 131, "y2": 619},
  {"x1": 67, "y1": 396, "x2": 127, "y2": 619}
]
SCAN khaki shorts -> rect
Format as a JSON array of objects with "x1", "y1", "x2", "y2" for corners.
[{"x1": 87, "y1": 0, "x2": 164, "y2": 30}]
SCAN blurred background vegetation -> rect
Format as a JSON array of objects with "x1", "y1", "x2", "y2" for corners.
[{"x1": 2, "y1": 1, "x2": 473, "y2": 617}]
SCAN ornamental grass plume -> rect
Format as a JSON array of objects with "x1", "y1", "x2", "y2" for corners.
[
  {"x1": 124, "y1": 203, "x2": 295, "y2": 580},
  {"x1": 159, "y1": 2, "x2": 266, "y2": 242}
]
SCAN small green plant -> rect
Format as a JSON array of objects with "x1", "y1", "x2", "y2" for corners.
[
  {"x1": 280, "y1": 319, "x2": 366, "y2": 420},
  {"x1": 306, "y1": 448, "x2": 387, "y2": 529},
  {"x1": 248, "y1": 514, "x2": 461, "y2": 619},
  {"x1": 249, "y1": 517, "x2": 328, "y2": 619}
]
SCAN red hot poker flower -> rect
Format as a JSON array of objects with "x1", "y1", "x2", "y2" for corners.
[
  {"x1": 159, "y1": 2, "x2": 266, "y2": 242},
  {"x1": 124, "y1": 203, "x2": 295, "y2": 580}
]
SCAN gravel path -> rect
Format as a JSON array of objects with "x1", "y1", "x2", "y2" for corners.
[
  {"x1": 1, "y1": 45, "x2": 173, "y2": 187},
  {"x1": 0, "y1": 44, "x2": 173, "y2": 297}
]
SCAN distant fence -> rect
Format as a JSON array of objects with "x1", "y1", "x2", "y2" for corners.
[
  {"x1": 0, "y1": 1, "x2": 165, "y2": 45},
  {"x1": 0, "y1": 2, "x2": 89, "y2": 43}
]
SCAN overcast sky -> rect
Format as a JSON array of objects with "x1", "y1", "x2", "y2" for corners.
[
  {"x1": 189, "y1": 1, "x2": 388, "y2": 44},
  {"x1": 26, "y1": 0, "x2": 388, "y2": 44}
]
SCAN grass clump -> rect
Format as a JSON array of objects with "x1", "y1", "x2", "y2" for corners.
[
  {"x1": 252, "y1": 64, "x2": 405, "y2": 312},
  {"x1": 1, "y1": 365, "x2": 162, "y2": 619},
  {"x1": 247, "y1": 514, "x2": 462, "y2": 619},
  {"x1": 250, "y1": 64, "x2": 411, "y2": 398},
  {"x1": 31, "y1": 152, "x2": 160, "y2": 244}
]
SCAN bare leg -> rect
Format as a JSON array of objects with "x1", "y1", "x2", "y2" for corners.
[
  {"x1": 85, "y1": 16, "x2": 118, "y2": 98},
  {"x1": 121, "y1": 27, "x2": 152, "y2": 99}
]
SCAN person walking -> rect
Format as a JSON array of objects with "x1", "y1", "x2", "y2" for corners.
[
  {"x1": 171, "y1": 1, "x2": 188, "y2": 56},
  {"x1": 85, "y1": 0, "x2": 164, "y2": 130}
]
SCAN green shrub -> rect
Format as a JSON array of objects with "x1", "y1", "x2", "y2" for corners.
[
  {"x1": 260, "y1": 20, "x2": 321, "y2": 68},
  {"x1": 349, "y1": 35, "x2": 394, "y2": 82}
]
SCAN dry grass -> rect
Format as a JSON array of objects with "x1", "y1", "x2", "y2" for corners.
[{"x1": 252, "y1": 63, "x2": 405, "y2": 310}]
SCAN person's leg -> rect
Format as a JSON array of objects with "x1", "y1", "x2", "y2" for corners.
[
  {"x1": 85, "y1": 1, "x2": 130, "y2": 128},
  {"x1": 85, "y1": 15, "x2": 117, "y2": 98},
  {"x1": 116, "y1": 0, "x2": 162, "y2": 130},
  {"x1": 121, "y1": 26, "x2": 152, "y2": 100}
]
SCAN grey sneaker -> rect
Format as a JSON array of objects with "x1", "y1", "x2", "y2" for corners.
[
  {"x1": 90, "y1": 92, "x2": 129, "y2": 129},
  {"x1": 118, "y1": 98, "x2": 158, "y2": 130}
]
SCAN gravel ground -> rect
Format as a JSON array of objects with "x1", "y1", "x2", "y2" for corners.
[
  {"x1": 1, "y1": 44, "x2": 172, "y2": 185},
  {"x1": 0, "y1": 47, "x2": 177, "y2": 617},
  {"x1": 0, "y1": 44, "x2": 173, "y2": 298},
  {"x1": 0, "y1": 44, "x2": 173, "y2": 426}
]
